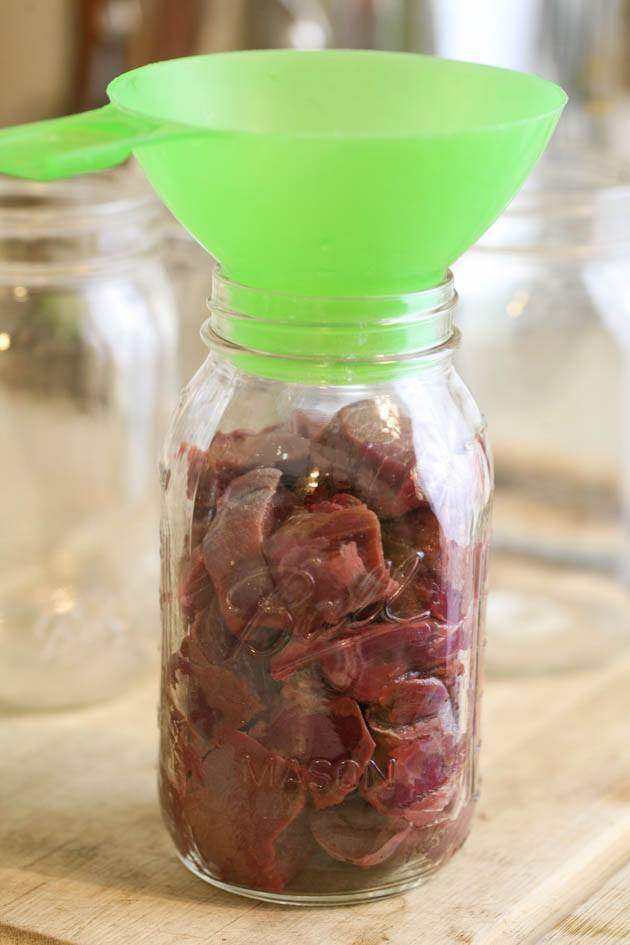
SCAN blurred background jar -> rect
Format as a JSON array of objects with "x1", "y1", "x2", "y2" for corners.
[
  {"x1": 454, "y1": 152, "x2": 630, "y2": 674},
  {"x1": 0, "y1": 167, "x2": 178, "y2": 709},
  {"x1": 163, "y1": 217, "x2": 214, "y2": 380}
]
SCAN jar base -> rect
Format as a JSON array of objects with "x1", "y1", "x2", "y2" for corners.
[{"x1": 176, "y1": 850, "x2": 434, "y2": 906}]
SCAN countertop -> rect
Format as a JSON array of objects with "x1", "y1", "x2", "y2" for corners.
[{"x1": 1, "y1": 651, "x2": 630, "y2": 945}]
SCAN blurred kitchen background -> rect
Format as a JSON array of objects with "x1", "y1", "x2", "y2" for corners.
[
  {"x1": 3, "y1": 0, "x2": 630, "y2": 709},
  {"x1": 4, "y1": 1, "x2": 630, "y2": 139}
]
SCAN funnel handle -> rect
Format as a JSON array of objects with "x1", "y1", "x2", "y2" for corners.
[{"x1": 0, "y1": 104, "x2": 186, "y2": 181}]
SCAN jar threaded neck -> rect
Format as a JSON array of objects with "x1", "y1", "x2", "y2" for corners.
[{"x1": 202, "y1": 268, "x2": 458, "y2": 383}]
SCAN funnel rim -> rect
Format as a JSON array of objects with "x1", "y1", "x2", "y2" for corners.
[{"x1": 107, "y1": 49, "x2": 567, "y2": 143}]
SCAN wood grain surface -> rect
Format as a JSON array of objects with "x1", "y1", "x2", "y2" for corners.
[{"x1": 1, "y1": 650, "x2": 629, "y2": 945}]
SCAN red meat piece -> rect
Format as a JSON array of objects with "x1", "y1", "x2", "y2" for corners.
[
  {"x1": 415, "y1": 541, "x2": 477, "y2": 626},
  {"x1": 210, "y1": 428, "x2": 310, "y2": 481},
  {"x1": 189, "y1": 600, "x2": 236, "y2": 663},
  {"x1": 203, "y1": 467, "x2": 283, "y2": 637},
  {"x1": 160, "y1": 703, "x2": 193, "y2": 794},
  {"x1": 381, "y1": 507, "x2": 441, "y2": 619},
  {"x1": 191, "y1": 598, "x2": 284, "y2": 709},
  {"x1": 307, "y1": 493, "x2": 362, "y2": 514},
  {"x1": 321, "y1": 619, "x2": 464, "y2": 701},
  {"x1": 362, "y1": 701, "x2": 461, "y2": 826},
  {"x1": 183, "y1": 724, "x2": 309, "y2": 892},
  {"x1": 281, "y1": 409, "x2": 328, "y2": 441},
  {"x1": 172, "y1": 634, "x2": 264, "y2": 729},
  {"x1": 311, "y1": 799, "x2": 411, "y2": 867},
  {"x1": 165, "y1": 652, "x2": 221, "y2": 741},
  {"x1": 383, "y1": 506, "x2": 442, "y2": 574},
  {"x1": 382, "y1": 508, "x2": 458, "y2": 623},
  {"x1": 314, "y1": 399, "x2": 424, "y2": 518},
  {"x1": 377, "y1": 675, "x2": 450, "y2": 725},
  {"x1": 159, "y1": 703, "x2": 204, "y2": 840},
  {"x1": 399, "y1": 799, "x2": 475, "y2": 865},
  {"x1": 381, "y1": 506, "x2": 479, "y2": 625},
  {"x1": 194, "y1": 599, "x2": 284, "y2": 661},
  {"x1": 184, "y1": 426, "x2": 308, "y2": 541},
  {"x1": 365, "y1": 698, "x2": 456, "y2": 754},
  {"x1": 186, "y1": 444, "x2": 218, "y2": 521},
  {"x1": 180, "y1": 545, "x2": 214, "y2": 621},
  {"x1": 189, "y1": 426, "x2": 310, "y2": 498},
  {"x1": 270, "y1": 629, "x2": 339, "y2": 681},
  {"x1": 263, "y1": 502, "x2": 397, "y2": 636},
  {"x1": 261, "y1": 687, "x2": 375, "y2": 810}
]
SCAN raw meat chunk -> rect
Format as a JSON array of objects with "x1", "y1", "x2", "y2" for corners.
[
  {"x1": 170, "y1": 634, "x2": 264, "y2": 729},
  {"x1": 377, "y1": 675, "x2": 450, "y2": 725},
  {"x1": 321, "y1": 619, "x2": 463, "y2": 700},
  {"x1": 207, "y1": 428, "x2": 311, "y2": 484},
  {"x1": 311, "y1": 799, "x2": 411, "y2": 866},
  {"x1": 261, "y1": 685, "x2": 375, "y2": 809},
  {"x1": 180, "y1": 545, "x2": 214, "y2": 620},
  {"x1": 183, "y1": 725, "x2": 309, "y2": 892},
  {"x1": 264, "y1": 501, "x2": 397, "y2": 635},
  {"x1": 362, "y1": 701, "x2": 461, "y2": 826},
  {"x1": 203, "y1": 467, "x2": 283, "y2": 636},
  {"x1": 314, "y1": 399, "x2": 424, "y2": 517}
]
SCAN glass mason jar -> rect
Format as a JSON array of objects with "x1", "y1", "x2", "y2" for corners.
[
  {"x1": 0, "y1": 170, "x2": 178, "y2": 710},
  {"x1": 454, "y1": 151, "x2": 630, "y2": 675},
  {"x1": 159, "y1": 270, "x2": 492, "y2": 904}
]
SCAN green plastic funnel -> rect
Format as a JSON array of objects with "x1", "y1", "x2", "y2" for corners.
[{"x1": 0, "y1": 51, "x2": 565, "y2": 300}]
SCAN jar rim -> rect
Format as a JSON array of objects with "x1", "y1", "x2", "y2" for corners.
[
  {"x1": 210, "y1": 267, "x2": 456, "y2": 316},
  {"x1": 201, "y1": 268, "x2": 458, "y2": 383},
  {"x1": 0, "y1": 167, "x2": 162, "y2": 236}
]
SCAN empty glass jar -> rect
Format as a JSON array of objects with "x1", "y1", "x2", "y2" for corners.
[
  {"x1": 159, "y1": 270, "x2": 492, "y2": 903},
  {"x1": 455, "y1": 151, "x2": 630, "y2": 674},
  {"x1": 0, "y1": 169, "x2": 178, "y2": 709}
]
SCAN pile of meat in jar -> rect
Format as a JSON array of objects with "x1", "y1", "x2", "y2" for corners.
[{"x1": 161, "y1": 398, "x2": 483, "y2": 893}]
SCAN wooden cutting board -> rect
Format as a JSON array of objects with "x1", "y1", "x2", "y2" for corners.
[{"x1": 1, "y1": 650, "x2": 630, "y2": 945}]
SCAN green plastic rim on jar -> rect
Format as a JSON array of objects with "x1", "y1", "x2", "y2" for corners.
[{"x1": 202, "y1": 268, "x2": 460, "y2": 384}]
